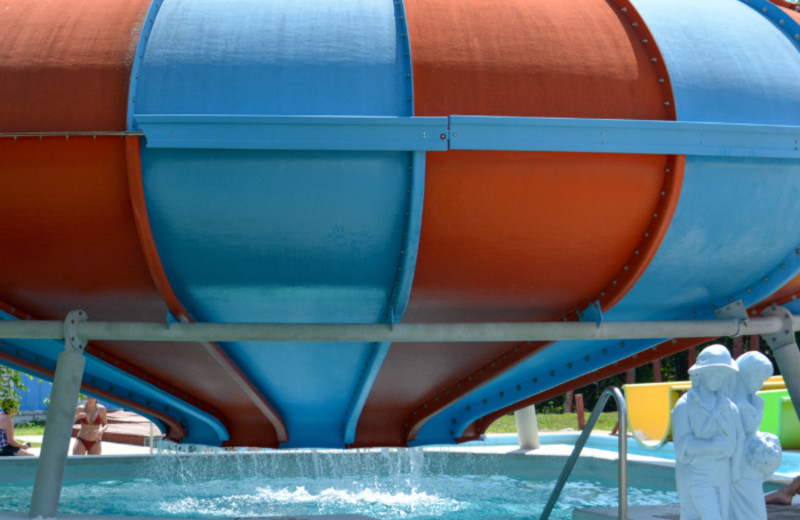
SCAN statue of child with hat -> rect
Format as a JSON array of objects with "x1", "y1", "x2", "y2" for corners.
[
  {"x1": 730, "y1": 351, "x2": 780, "y2": 520},
  {"x1": 672, "y1": 344, "x2": 744, "y2": 520}
]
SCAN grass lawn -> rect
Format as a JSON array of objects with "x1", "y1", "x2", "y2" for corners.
[
  {"x1": 14, "y1": 420, "x2": 47, "y2": 436},
  {"x1": 485, "y1": 412, "x2": 619, "y2": 434}
]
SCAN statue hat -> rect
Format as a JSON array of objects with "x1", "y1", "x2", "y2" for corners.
[{"x1": 688, "y1": 344, "x2": 738, "y2": 374}]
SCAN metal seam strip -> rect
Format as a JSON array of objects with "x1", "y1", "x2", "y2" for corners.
[
  {"x1": 132, "y1": 114, "x2": 800, "y2": 157},
  {"x1": 0, "y1": 132, "x2": 142, "y2": 139},
  {"x1": 386, "y1": 151, "x2": 427, "y2": 323},
  {"x1": 755, "y1": 291, "x2": 800, "y2": 316},
  {"x1": 343, "y1": 341, "x2": 392, "y2": 445},
  {"x1": 134, "y1": 115, "x2": 449, "y2": 151},
  {"x1": 394, "y1": 0, "x2": 415, "y2": 115},
  {"x1": 741, "y1": 0, "x2": 800, "y2": 47},
  {"x1": 591, "y1": 156, "x2": 684, "y2": 314},
  {"x1": 613, "y1": 0, "x2": 676, "y2": 120},
  {"x1": 124, "y1": 136, "x2": 289, "y2": 444},
  {"x1": 344, "y1": 2, "x2": 418, "y2": 444},
  {"x1": 127, "y1": 0, "x2": 164, "y2": 131},
  {"x1": 344, "y1": 151, "x2": 426, "y2": 446},
  {"x1": 446, "y1": 117, "x2": 800, "y2": 156}
]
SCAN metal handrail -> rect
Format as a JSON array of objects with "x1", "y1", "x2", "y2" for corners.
[{"x1": 539, "y1": 386, "x2": 628, "y2": 520}]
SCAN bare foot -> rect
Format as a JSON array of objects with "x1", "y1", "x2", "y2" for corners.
[{"x1": 766, "y1": 477, "x2": 800, "y2": 505}]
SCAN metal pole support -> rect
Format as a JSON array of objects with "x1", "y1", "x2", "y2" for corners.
[
  {"x1": 29, "y1": 310, "x2": 88, "y2": 519},
  {"x1": 761, "y1": 304, "x2": 800, "y2": 423},
  {"x1": 514, "y1": 405, "x2": 540, "y2": 450}
]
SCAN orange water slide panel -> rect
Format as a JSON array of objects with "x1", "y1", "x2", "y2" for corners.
[
  {"x1": 355, "y1": 152, "x2": 672, "y2": 445},
  {"x1": 405, "y1": 0, "x2": 673, "y2": 120},
  {"x1": 0, "y1": 137, "x2": 281, "y2": 446},
  {"x1": 408, "y1": 152, "x2": 669, "y2": 323},
  {"x1": 354, "y1": 0, "x2": 677, "y2": 446},
  {"x1": 0, "y1": 0, "x2": 150, "y2": 132}
]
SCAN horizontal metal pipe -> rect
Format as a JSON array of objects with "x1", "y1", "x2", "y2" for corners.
[
  {"x1": 0, "y1": 131, "x2": 143, "y2": 138},
  {"x1": 0, "y1": 314, "x2": 796, "y2": 343}
]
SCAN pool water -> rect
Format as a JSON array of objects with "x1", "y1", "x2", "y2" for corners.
[
  {"x1": 0, "y1": 473, "x2": 678, "y2": 519},
  {"x1": 1, "y1": 448, "x2": 679, "y2": 519}
]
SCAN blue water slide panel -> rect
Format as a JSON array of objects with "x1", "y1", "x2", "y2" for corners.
[
  {"x1": 142, "y1": 149, "x2": 410, "y2": 322},
  {"x1": 222, "y1": 339, "x2": 377, "y2": 448},
  {"x1": 413, "y1": 337, "x2": 664, "y2": 446},
  {"x1": 80, "y1": 354, "x2": 228, "y2": 445},
  {"x1": 141, "y1": 148, "x2": 413, "y2": 446},
  {"x1": 136, "y1": 0, "x2": 409, "y2": 117},
  {"x1": 613, "y1": 156, "x2": 800, "y2": 321},
  {"x1": 631, "y1": 0, "x2": 800, "y2": 124},
  {"x1": 416, "y1": 155, "x2": 800, "y2": 444}
]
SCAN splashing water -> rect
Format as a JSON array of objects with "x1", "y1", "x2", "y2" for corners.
[{"x1": 2, "y1": 447, "x2": 678, "y2": 519}]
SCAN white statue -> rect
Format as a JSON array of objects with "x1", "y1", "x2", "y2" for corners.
[
  {"x1": 672, "y1": 344, "x2": 743, "y2": 520},
  {"x1": 730, "y1": 351, "x2": 780, "y2": 520}
]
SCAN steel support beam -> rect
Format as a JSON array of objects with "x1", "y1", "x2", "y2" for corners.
[
  {"x1": 761, "y1": 304, "x2": 800, "y2": 424},
  {"x1": 29, "y1": 311, "x2": 88, "y2": 519},
  {"x1": 0, "y1": 311, "x2": 796, "y2": 344}
]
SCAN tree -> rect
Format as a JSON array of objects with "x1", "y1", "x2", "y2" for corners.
[{"x1": 0, "y1": 364, "x2": 33, "y2": 409}]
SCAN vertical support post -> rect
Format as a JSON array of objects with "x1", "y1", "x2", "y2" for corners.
[
  {"x1": 733, "y1": 336, "x2": 743, "y2": 358},
  {"x1": 515, "y1": 405, "x2": 540, "y2": 450},
  {"x1": 564, "y1": 390, "x2": 574, "y2": 413},
  {"x1": 652, "y1": 359, "x2": 662, "y2": 382},
  {"x1": 625, "y1": 368, "x2": 635, "y2": 384},
  {"x1": 576, "y1": 394, "x2": 586, "y2": 430},
  {"x1": 750, "y1": 335, "x2": 761, "y2": 352},
  {"x1": 761, "y1": 305, "x2": 800, "y2": 423},
  {"x1": 29, "y1": 310, "x2": 88, "y2": 519}
]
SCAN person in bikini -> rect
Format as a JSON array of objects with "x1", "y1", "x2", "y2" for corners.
[
  {"x1": 73, "y1": 397, "x2": 108, "y2": 455},
  {"x1": 0, "y1": 397, "x2": 34, "y2": 456}
]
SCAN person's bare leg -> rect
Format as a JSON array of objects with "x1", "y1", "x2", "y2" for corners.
[
  {"x1": 88, "y1": 440, "x2": 101, "y2": 455},
  {"x1": 766, "y1": 477, "x2": 800, "y2": 505},
  {"x1": 72, "y1": 438, "x2": 87, "y2": 455}
]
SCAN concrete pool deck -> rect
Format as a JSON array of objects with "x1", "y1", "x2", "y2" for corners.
[
  {"x1": 573, "y1": 504, "x2": 800, "y2": 519},
  {"x1": 0, "y1": 515, "x2": 375, "y2": 520}
]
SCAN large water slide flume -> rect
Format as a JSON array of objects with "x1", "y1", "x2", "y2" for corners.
[{"x1": 2, "y1": 0, "x2": 800, "y2": 450}]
